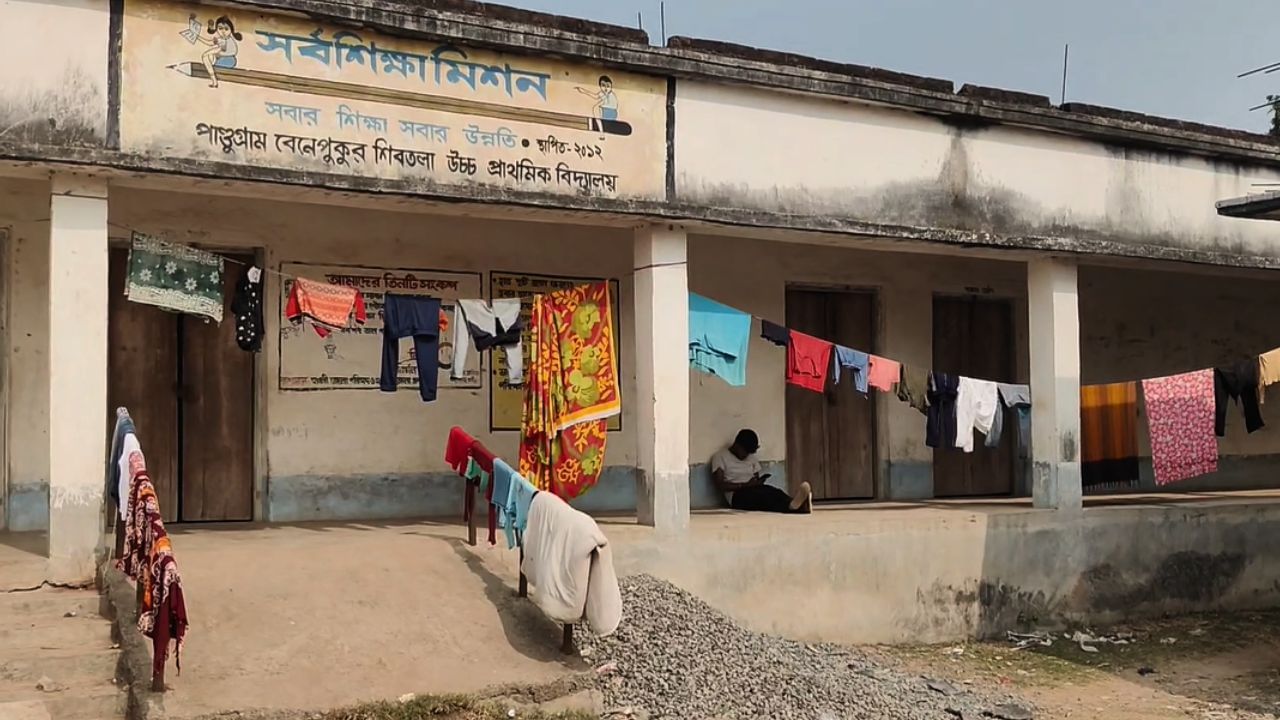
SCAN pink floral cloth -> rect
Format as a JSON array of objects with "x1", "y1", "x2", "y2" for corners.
[{"x1": 1142, "y1": 369, "x2": 1218, "y2": 486}]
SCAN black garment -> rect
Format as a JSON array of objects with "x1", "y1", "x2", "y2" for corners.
[
  {"x1": 467, "y1": 316, "x2": 522, "y2": 351},
  {"x1": 760, "y1": 319, "x2": 789, "y2": 347},
  {"x1": 380, "y1": 294, "x2": 441, "y2": 402},
  {"x1": 926, "y1": 372, "x2": 960, "y2": 449},
  {"x1": 230, "y1": 268, "x2": 264, "y2": 352},
  {"x1": 1214, "y1": 361, "x2": 1265, "y2": 436},
  {"x1": 731, "y1": 485, "x2": 804, "y2": 513}
]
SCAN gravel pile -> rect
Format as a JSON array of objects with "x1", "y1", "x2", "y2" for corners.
[{"x1": 574, "y1": 575, "x2": 1032, "y2": 720}]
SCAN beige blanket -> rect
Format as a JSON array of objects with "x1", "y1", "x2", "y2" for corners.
[{"x1": 521, "y1": 492, "x2": 621, "y2": 636}]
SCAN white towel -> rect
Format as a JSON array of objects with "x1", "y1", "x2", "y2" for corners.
[
  {"x1": 955, "y1": 377, "x2": 999, "y2": 453},
  {"x1": 520, "y1": 492, "x2": 621, "y2": 636}
]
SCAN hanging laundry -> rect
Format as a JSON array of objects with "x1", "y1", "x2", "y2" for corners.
[
  {"x1": 760, "y1": 319, "x2": 789, "y2": 347},
  {"x1": 867, "y1": 355, "x2": 902, "y2": 393},
  {"x1": 954, "y1": 377, "x2": 999, "y2": 453},
  {"x1": 521, "y1": 490, "x2": 622, "y2": 636},
  {"x1": 116, "y1": 434, "x2": 143, "y2": 522},
  {"x1": 832, "y1": 346, "x2": 869, "y2": 393},
  {"x1": 106, "y1": 412, "x2": 138, "y2": 517},
  {"x1": 230, "y1": 266, "x2": 264, "y2": 352},
  {"x1": 138, "y1": 531, "x2": 188, "y2": 679},
  {"x1": 125, "y1": 232, "x2": 224, "y2": 323},
  {"x1": 896, "y1": 364, "x2": 930, "y2": 415},
  {"x1": 997, "y1": 383, "x2": 1032, "y2": 458},
  {"x1": 1079, "y1": 381, "x2": 1139, "y2": 488},
  {"x1": 688, "y1": 293, "x2": 752, "y2": 387},
  {"x1": 786, "y1": 330, "x2": 832, "y2": 393},
  {"x1": 121, "y1": 471, "x2": 188, "y2": 679},
  {"x1": 492, "y1": 458, "x2": 518, "y2": 549},
  {"x1": 454, "y1": 298, "x2": 524, "y2": 385},
  {"x1": 519, "y1": 283, "x2": 620, "y2": 500},
  {"x1": 380, "y1": 294, "x2": 441, "y2": 402},
  {"x1": 985, "y1": 395, "x2": 1004, "y2": 449},
  {"x1": 497, "y1": 459, "x2": 539, "y2": 549},
  {"x1": 926, "y1": 372, "x2": 960, "y2": 449},
  {"x1": 1080, "y1": 382, "x2": 1139, "y2": 489},
  {"x1": 1214, "y1": 360, "x2": 1264, "y2": 436},
  {"x1": 1258, "y1": 348, "x2": 1280, "y2": 404},
  {"x1": 1142, "y1": 370, "x2": 1218, "y2": 486},
  {"x1": 285, "y1": 277, "x2": 366, "y2": 337}
]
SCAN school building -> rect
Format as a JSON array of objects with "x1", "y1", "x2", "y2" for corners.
[{"x1": 5, "y1": 0, "x2": 1280, "y2": 640}]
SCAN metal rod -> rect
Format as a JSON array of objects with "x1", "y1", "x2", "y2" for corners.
[
  {"x1": 1060, "y1": 43, "x2": 1069, "y2": 105},
  {"x1": 660, "y1": 2, "x2": 666, "y2": 45}
]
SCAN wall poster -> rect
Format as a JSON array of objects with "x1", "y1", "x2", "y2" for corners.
[
  {"x1": 120, "y1": 0, "x2": 667, "y2": 199},
  {"x1": 489, "y1": 271, "x2": 622, "y2": 432},
  {"x1": 278, "y1": 262, "x2": 482, "y2": 391}
]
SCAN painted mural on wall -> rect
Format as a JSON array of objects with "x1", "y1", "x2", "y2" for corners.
[
  {"x1": 119, "y1": 0, "x2": 667, "y2": 198},
  {"x1": 489, "y1": 271, "x2": 621, "y2": 432},
  {"x1": 0, "y1": 0, "x2": 108, "y2": 146},
  {"x1": 278, "y1": 262, "x2": 482, "y2": 391}
]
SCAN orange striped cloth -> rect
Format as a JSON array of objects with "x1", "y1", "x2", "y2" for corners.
[
  {"x1": 1080, "y1": 382, "x2": 1140, "y2": 489},
  {"x1": 519, "y1": 282, "x2": 620, "y2": 500},
  {"x1": 285, "y1": 278, "x2": 366, "y2": 337}
]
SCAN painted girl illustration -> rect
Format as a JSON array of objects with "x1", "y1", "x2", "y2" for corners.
[
  {"x1": 196, "y1": 15, "x2": 242, "y2": 88},
  {"x1": 575, "y1": 75, "x2": 618, "y2": 122}
]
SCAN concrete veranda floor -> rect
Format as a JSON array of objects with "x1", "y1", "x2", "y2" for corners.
[{"x1": 5, "y1": 489, "x2": 1280, "y2": 717}]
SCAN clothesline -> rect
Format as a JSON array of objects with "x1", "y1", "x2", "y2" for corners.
[{"x1": 694, "y1": 291, "x2": 1280, "y2": 391}]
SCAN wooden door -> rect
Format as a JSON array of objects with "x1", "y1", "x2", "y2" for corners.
[
  {"x1": 932, "y1": 296, "x2": 1015, "y2": 497},
  {"x1": 180, "y1": 256, "x2": 254, "y2": 521},
  {"x1": 785, "y1": 289, "x2": 876, "y2": 500},
  {"x1": 108, "y1": 250, "x2": 180, "y2": 523}
]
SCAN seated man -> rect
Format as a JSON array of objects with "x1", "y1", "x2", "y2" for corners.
[{"x1": 711, "y1": 429, "x2": 812, "y2": 513}]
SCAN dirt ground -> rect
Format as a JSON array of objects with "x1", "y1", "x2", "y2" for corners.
[{"x1": 875, "y1": 609, "x2": 1280, "y2": 719}]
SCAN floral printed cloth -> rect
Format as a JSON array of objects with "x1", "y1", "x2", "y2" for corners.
[
  {"x1": 519, "y1": 282, "x2": 620, "y2": 500},
  {"x1": 1142, "y1": 369, "x2": 1218, "y2": 486},
  {"x1": 126, "y1": 232, "x2": 224, "y2": 323}
]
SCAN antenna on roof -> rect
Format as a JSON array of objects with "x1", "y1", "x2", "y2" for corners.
[
  {"x1": 1239, "y1": 61, "x2": 1280, "y2": 78},
  {"x1": 660, "y1": 2, "x2": 667, "y2": 45},
  {"x1": 637, "y1": 10, "x2": 643, "y2": 32},
  {"x1": 1060, "y1": 43, "x2": 1070, "y2": 105}
]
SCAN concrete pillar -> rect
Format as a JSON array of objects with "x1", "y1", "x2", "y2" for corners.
[
  {"x1": 46, "y1": 174, "x2": 109, "y2": 583},
  {"x1": 1027, "y1": 257, "x2": 1082, "y2": 511},
  {"x1": 633, "y1": 224, "x2": 690, "y2": 532}
]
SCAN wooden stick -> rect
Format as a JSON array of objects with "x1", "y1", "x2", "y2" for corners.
[
  {"x1": 467, "y1": 480, "x2": 477, "y2": 547},
  {"x1": 169, "y1": 63, "x2": 634, "y2": 136},
  {"x1": 561, "y1": 624, "x2": 575, "y2": 655}
]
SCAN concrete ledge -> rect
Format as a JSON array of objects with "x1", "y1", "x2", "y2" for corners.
[
  {"x1": 101, "y1": 563, "x2": 163, "y2": 720},
  {"x1": 611, "y1": 496, "x2": 1280, "y2": 644}
]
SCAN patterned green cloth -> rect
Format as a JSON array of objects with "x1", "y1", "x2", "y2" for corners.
[{"x1": 125, "y1": 232, "x2": 224, "y2": 323}]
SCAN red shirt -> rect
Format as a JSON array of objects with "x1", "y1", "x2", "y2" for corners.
[{"x1": 787, "y1": 330, "x2": 833, "y2": 393}]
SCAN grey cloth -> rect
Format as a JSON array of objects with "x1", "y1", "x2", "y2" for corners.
[
  {"x1": 997, "y1": 383, "x2": 1031, "y2": 457},
  {"x1": 453, "y1": 298, "x2": 524, "y2": 385},
  {"x1": 985, "y1": 400, "x2": 1004, "y2": 449}
]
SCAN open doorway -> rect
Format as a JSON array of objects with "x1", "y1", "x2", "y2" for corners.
[
  {"x1": 784, "y1": 287, "x2": 877, "y2": 501},
  {"x1": 107, "y1": 249, "x2": 255, "y2": 523}
]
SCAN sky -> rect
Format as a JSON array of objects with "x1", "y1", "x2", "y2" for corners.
[{"x1": 506, "y1": 0, "x2": 1280, "y2": 134}]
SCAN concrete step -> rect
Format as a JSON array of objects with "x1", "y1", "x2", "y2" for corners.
[
  {"x1": 0, "y1": 616, "x2": 115, "y2": 653},
  {"x1": 0, "y1": 648, "x2": 119, "y2": 688},
  {"x1": 0, "y1": 591, "x2": 104, "y2": 620},
  {"x1": 0, "y1": 685, "x2": 126, "y2": 720}
]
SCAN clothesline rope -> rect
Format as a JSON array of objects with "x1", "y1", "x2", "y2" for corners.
[{"x1": 694, "y1": 291, "x2": 1280, "y2": 390}]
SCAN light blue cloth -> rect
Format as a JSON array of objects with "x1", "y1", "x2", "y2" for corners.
[
  {"x1": 832, "y1": 346, "x2": 869, "y2": 393},
  {"x1": 688, "y1": 293, "x2": 752, "y2": 387},
  {"x1": 496, "y1": 459, "x2": 539, "y2": 549}
]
